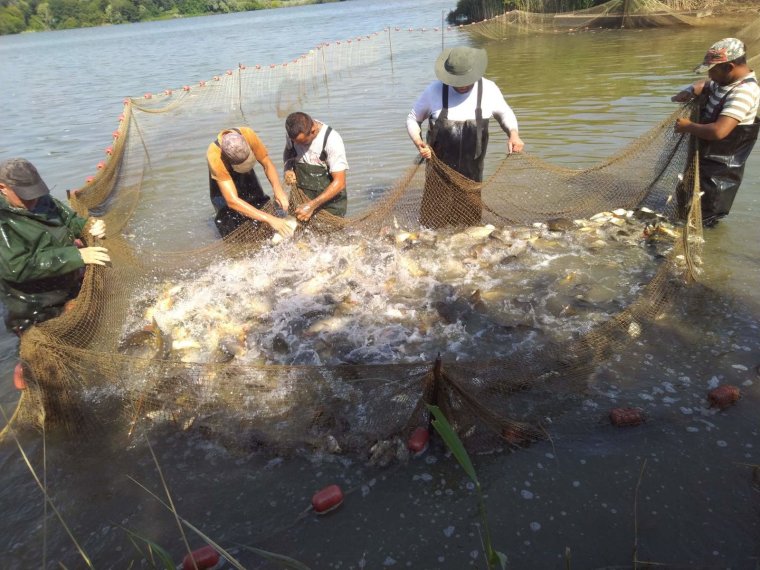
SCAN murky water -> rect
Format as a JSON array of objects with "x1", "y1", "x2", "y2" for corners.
[{"x1": 1, "y1": 2, "x2": 759, "y2": 568}]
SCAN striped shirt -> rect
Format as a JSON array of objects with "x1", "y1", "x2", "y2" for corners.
[{"x1": 703, "y1": 71, "x2": 760, "y2": 125}]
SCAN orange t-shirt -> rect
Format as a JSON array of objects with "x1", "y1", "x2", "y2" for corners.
[{"x1": 206, "y1": 127, "x2": 269, "y2": 182}]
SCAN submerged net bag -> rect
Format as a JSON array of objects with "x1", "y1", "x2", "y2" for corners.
[{"x1": 9, "y1": 20, "x2": 746, "y2": 459}]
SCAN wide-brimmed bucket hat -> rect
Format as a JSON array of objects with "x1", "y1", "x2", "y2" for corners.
[{"x1": 435, "y1": 46, "x2": 488, "y2": 88}]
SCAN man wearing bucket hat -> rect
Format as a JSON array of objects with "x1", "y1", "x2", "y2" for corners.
[
  {"x1": 0, "y1": 158, "x2": 110, "y2": 334},
  {"x1": 671, "y1": 38, "x2": 759, "y2": 226},
  {"x1": 208, "y1": 127, "x2": 293, "y2": 238},
  {"x1": 407, "y1": 45, "x2": 524, "y2": 228}
]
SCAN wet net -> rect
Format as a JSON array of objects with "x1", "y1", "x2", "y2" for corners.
[
  {"x1": 7, "y1": 20, "x2": 758, "y2": 460},
  {"x1": 463, "y1": 0, "x2": 715, "y2": 40}
]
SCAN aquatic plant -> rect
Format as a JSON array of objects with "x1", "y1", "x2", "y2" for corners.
[{"x1": 427, "y1": 404, "x2": 508, "y2": 570}]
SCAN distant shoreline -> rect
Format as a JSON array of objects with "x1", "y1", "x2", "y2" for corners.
[{"x1": 0, "y1": 0, "x2": 343, "y2": 37}]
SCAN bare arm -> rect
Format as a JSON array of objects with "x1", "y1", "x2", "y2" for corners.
[
  {"x1": 675, "y1": 114, "x2": 739, "y2": 141},
  {"x1": 671, "y1": 79, "x2": 708, "y2": 102},
  {"x1": 218, "y1": 178, "x2": 293, "y2": 236},
  {"x1": 259, "y1": 155, "x2": 289, "y2": 211}
]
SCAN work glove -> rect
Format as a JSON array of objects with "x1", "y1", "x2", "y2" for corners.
[
  {"x1": 89, "y1": 219, "x2": 106, "y2": 239},
  {"x1": 80, "y1": 246, "x2": 110, "y2": 266}
]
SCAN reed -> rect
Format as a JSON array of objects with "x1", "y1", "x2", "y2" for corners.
[{"x1": 427, "y1": 404, "x2": 508, "y2": 570}]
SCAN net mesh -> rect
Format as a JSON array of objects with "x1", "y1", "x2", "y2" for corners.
[
  {"x1": 7, "y1": 19, "x2": 759, "y2": 460},
  {"x1": 462, "y1": 0, "x2": 715, "y2": 39}
]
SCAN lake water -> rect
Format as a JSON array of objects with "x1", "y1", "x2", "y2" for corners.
[{"x1": 1, "y1": 2, "x2": 759, "y2": 568}]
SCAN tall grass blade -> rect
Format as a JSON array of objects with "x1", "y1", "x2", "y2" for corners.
[
  {"x1": 426, "y1": 404, "x2": 478, "y2": 484},
  {"x1": 121, "y1": 526, "x2": 176, "y2": 569},
  {"x1": 0, "y1": 406, "x2": 93, "y2": 569}
]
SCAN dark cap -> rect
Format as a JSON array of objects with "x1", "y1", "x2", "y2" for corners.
[{"x1": 0, "y1": 158, "x2": 51, "y2": 200}]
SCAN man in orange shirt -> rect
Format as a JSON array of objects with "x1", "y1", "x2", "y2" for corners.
[{"x1": 207, "y1": 127, "x2": 293, "y2": 238}]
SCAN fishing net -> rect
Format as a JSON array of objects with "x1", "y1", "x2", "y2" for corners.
[
  {"x1": 463, "y1": 0, "x2": 714, "y2": 40},
  {"x1": 9, "y1": 18, "x2": 759, "y2": 461}
]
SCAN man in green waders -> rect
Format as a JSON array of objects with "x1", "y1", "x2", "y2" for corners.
[
  {"x1": 0, "y1": 158, "x2": 110, "y2": 335},
  {"x1": 283, "y1": 112, "x2": 348, "y2": 222},
  {"x1": 407, "y1": 46, "x2": 524, "y2": 228}
]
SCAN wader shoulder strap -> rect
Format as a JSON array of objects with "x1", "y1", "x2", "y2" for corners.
[
  {"x1": 440, "y1": 85, "x2": 449, "y2": 120},
  {"x1": 319, "y1": 126, "x2": 333, "y2": 162},
  {"x1": 474, "y1": 79, "x2": 484, "y2": 160}
]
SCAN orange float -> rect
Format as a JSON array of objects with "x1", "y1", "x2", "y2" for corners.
[
  {"x1": 182, "y1": 545, "x2": 220, "y2": 570},
  {"x1": 13, "y1": 362, "x2": 26, "y2": 390},
  {"x1": 408, "y1": 427, "x2": 429, "y2": 455},
  {"x1": 312, "y1": 484, "x2": 343, "y2": 514},
  {"x1": 609, "y1": 407, "x2": 644, "y2": 427},
  {"x1": 708, "y1": 385, "x2": 740, "y2": 410}
]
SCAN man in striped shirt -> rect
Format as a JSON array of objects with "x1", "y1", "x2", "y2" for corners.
[{"x1": 672, "y1": 37, "x2": 760, "y2": 226}]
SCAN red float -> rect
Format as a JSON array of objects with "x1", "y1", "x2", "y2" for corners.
[
  {"x1": 96, "y1": 161, "x2": 105, "y2": 170},
  {"x1": 13, "y1": 363, "x2": 26, "y2": 390},
  {"x1": 105, "y1": 146, "x2": 113, "y2": 155},
  {"x1": 708, "y1": 385, "x2": 740, "y2": 410},
  {"x1": 85, "y1": 176, "x2": 95, "y2": 184},
  {"x1": 183, "y1": 85, "x2": 191, "y2": 91},
  {"x1": 609, "y1": 407, "x2": 644, "y2": 427},
  {"x1": 112, "y1": 130, "x2": 120, "y2": 139},
  {"x1": 182, "y1": 545, "x2": 220, "y2": 570},
  {"x1": 312, "y1": 484, "x2": 343, "y2": 514},
  {"x1": 408, "y1": 427, "x2": 429, "y2": 455},
  {"x1": 143, "y1": 92, "x2": 152, "y2": 99}
]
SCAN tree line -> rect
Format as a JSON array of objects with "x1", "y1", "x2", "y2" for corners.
[
  {"x1": 447, "y1": 0, "x2": 606, "y2": 24},
  {"x1": 0, "y1": 0, "x2": 324, "y2": 35}
]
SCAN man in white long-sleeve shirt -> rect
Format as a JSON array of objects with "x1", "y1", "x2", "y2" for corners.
[{"x1": 406, "y1": 46, "x2": 524, "y2": 227}]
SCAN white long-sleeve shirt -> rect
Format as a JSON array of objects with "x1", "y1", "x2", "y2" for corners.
[{"x1": 406, "y1": 78, "x2": 519, "y2": 142}]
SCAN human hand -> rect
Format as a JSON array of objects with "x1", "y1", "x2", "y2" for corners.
[
  {"x1": 674, "y1": 117, "x2": 691, "y2": 133},
  {"x1": 276, "y1": 193, "x2": 290, "y2": 213},
  {"x1": 80, "y1": 246, "x2": 110, "y2": 265},
  {"x1": 284, "y1": 170, "x2": 297, "y2": 186},
  {"x1": 295, "y1": 202, "x2": 316, "y2": 222},
  {"x1": 271, "y1": 216, "x2": 297, "y2": 238},
  {"x1": 416, "y1": 141, "x2": 432, "y2": 160},
  {"x1": 671, "y1": 87, "x2": 695, "y2": 103},
  {"x1": 89, "y1": 218, "x2": 106, "y2": 239},
  {"x1": 508, "y1": 134, "x2": 525, "y2": 154}
]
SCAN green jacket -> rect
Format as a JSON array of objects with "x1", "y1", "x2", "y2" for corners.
[{"x1": 0, "y1": 194, "x2": 87, "y2": 328}]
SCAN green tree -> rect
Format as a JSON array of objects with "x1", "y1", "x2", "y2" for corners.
[{"x1": 0, "y1": 5, "x2": 26, "y2": 34}]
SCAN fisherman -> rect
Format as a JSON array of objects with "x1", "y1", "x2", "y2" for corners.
[
  {"x1": 0, "y1": 158, "x2": 110, "y2": 335},
  {"x1": 208, "y1": 127, "x2": 293, "y2": 238},
  {"x1": 672, "y1": 38, "x2": 760, "y2": 226},
  {"x1": 407, "y1": 45, "x2": 525, "y2": 228},
  {"x1": 283, "y1": 112, "x2": 348, "y2": 222}
]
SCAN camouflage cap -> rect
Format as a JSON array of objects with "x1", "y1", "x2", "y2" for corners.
[{"x1": 694, "y1": 38, "x2": 746, "y2": 73}]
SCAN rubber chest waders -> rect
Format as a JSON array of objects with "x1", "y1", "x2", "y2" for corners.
[
  {"x1": 698, "y1": 78, "x2": 760, "y2": 223},
  {"x1": 209, "y1": 128, "x2": 270, "y2": 237},
  {"x1": 420, "y1": 80, "x2": 488, "y2": 228},
  {"x1": 293, "y1": 126, "x2": 347, "y2": 217}
]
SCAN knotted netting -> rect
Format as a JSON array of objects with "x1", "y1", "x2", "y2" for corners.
[{"x1": 11, "y1": 18, "x2": 756, "y2": 461}]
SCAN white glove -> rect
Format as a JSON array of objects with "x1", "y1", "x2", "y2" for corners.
[
  {"x1": 89, "y1": 219, "x2": 106, "y2": 239},
  {"x1": 80, "y1": 246, "x2": 110, "y2": 265}
]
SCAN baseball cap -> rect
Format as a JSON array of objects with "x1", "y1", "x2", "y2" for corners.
[
  {"x1": 695, "y1": 38, "x2": 746, "y2": 73},
  {"x1": 0, "y1": 158, "x2": 51, "y2": 200}
]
